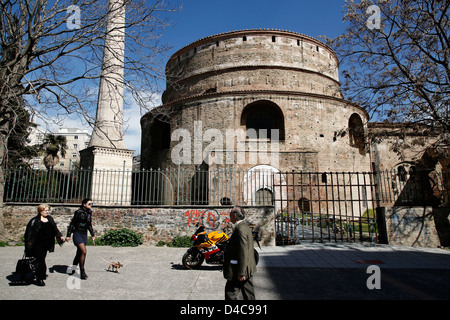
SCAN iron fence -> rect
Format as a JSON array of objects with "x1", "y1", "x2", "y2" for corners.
[
  {"x1": 3, "y1": 165, "x2": 447, "y2": 243},
  {"x1": 375, "y1": 168, "x2": 448, "y2": 207},
  {"x1": 273, "y1": 171, "x2": 378, "y2": 244},
  {"x1": 3, "y1": 166, "x2": 447, "y2": 207}
]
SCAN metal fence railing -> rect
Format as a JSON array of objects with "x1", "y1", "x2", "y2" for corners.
[
  {"x1": 375, "y1": 169, "x2": 448, "y2": 207},
  {"x1": 3, "y1": 166, "x2": 448, "y2": 209},
  {"x1": 273, "y1": 171, "x2": 378, "y2": 244}
]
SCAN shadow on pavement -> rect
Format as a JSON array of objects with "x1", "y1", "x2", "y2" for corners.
[
  {"x1": 261, "y1": 247, "x2": 450, "y2": 300},
  {"x1": 170, "y1": 262, "x2": 222, "y2": 271}
]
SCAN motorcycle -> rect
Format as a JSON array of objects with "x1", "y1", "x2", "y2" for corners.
[{"x1": 182, "y1": 224, "x2": 261, "y2": 269}]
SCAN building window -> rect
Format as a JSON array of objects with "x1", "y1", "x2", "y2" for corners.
[
  {"x1": 397, "y1": 166, "x2": 407, "y2": 182},
  {"x1": 272, "y1": 36, "x2": 276, "y2": 42},
  {"x1": 241, "y1": 100, "x2": 285, "y2": 140},
  {"x1": 348, "y1": 113, "x2": 365, "y2": 154},
  {"x1": 74, "y1": 135, "x2": 78, "y2": 139},
  {"x1": 298, "y1": 198, "x2": 310, "y2": 213},
  {"x1": 255, "y1": 188, "x2": 273, "y2": 206},
  {"x1": 220, "y1": 197, "x2": 232, "y2": 206},
  {"x1": 149, "y1": 115, "x2": 171, "y2": 153}
]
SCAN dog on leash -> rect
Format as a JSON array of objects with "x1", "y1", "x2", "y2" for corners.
[{"x1": 107, "y1": 261, "x2": 124, "y2": 273}]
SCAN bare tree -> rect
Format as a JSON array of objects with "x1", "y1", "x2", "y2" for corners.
[
  {"x1": 0, "y1": 0, "x2": 180, "y2": 206},
  {"x1": 324, "y1": 0, "x2": 449, "y2": 160}
]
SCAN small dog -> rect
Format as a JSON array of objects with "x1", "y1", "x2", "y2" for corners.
[{"x1": 107, "y1": 261, "x2": 124, "y2": 273}]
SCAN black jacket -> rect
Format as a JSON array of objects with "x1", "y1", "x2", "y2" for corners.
[
  {"x1": 24, "y1": 215, "x2": 63, "y2": 256},
  {"x1": 67, "y1": 206, "x2": 95, "y2": 237}
]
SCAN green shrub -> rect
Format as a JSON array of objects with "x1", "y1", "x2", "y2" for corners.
[
  {"x1": 100, "y1": 228, "x2": 143, "y2": 247},
  {"x1": 168, "y1": 235, "x2": 191, "y2": 248},
  {"x1": 156, "y1": 240, "x2": 166, "y2": 247},
  {"x1": 363, "y1": 209, "x2": 376, "y2": 219},
  {"x1": 88, "y1": 237, "x2": 102, "y2": 246}
]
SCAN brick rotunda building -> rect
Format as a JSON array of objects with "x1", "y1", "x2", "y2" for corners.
[
  {"x1": 139, "y1": 29, "x2": 374, "y2": 206},
  {"x1": 141, "y1": 29, "x2": 370, "y2": 171}
]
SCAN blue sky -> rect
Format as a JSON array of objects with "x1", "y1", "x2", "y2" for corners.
[
  {"x1": 135, "y1": 0, "x2": 350, "y2": 153},
  {"x1": 118, "y1": 0, "x2": 348, "y2": 153},
  {"x1": 161, "y1": 0, "x2": 348, "y2": 57},
  {"x1": 43, "y1": 1, "x2": 350, "y2": 155}
]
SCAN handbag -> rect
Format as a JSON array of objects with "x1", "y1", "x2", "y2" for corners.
[{"x1": 15, "y1": 253, "x2": 36, "y2": 275}]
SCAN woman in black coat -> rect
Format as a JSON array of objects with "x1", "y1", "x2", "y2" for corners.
[
  {"x1": 24, "y1": 204, "x2": 65, "y2": 286},
  {"x1": 65, "y1": 198, "x2": 95, "y2": 280}
]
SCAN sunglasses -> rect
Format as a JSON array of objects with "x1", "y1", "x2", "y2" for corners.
[{"x1": 87, "y1": 202, "x2": 93, "y2": 206}]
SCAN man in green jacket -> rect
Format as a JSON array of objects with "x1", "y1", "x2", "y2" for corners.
[{"x1": 223, "y1": 206, "x2": 256, "y2": 300}]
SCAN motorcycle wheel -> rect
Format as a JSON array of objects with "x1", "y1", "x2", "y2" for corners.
[
  {"x1": 254, "y1": 249, "x2": 259, "y2": 266},
  {"x1": 182, "y1": 251, "x2": 204, "y2": 269}
]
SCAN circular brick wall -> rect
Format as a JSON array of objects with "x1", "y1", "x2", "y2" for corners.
[
  {"x1": 141, "y1": 29, "x2": 370, "y2": 174},
  {"x1": 162, "y1": 29, "x2": 341, "y2": 103}
]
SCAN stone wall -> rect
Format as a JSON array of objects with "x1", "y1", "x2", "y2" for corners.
[
  {"x1": 141, "y1": 94, "x2": 371, "y2": 173},
  {"x1": 385, "y1": 206, "x2": 450, "y2": 247},
  {"x1": 163, "y1": 30, "x2": 341, "y2": 102},
  {"x1": 1, "y1": 204, "x2": 275, "y2": 246}
]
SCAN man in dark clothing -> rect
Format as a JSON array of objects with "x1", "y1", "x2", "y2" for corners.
[{"x1": 223, "y1": 206, "x2": 257, "y2": 300}]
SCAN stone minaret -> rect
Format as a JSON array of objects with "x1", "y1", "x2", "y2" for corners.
[
  {"x1": 80, "y1": 0, "x2": 133, "y2": 204},
  {"x1": 89, "y1": 0, "x2": 126, "y2": 149}
]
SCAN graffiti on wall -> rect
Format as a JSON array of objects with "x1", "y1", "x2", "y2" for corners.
[
  {"x1": 389, "y1": 207, "x2": 437, "y2": 246},
  {"x1": 184, "y1": 209, "x2": 230, "y2": 230}
]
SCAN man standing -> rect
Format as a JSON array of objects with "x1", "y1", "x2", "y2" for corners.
[{"x1": 223, "y1": 206, "x2": 257, "y2": 300}]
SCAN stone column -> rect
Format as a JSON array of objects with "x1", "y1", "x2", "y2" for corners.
[
  {"x1": 90, "y1": 0, "x2": 126, "y2": 149},
  {"x1": 80, "y1": 0, "x2": 133, "y2": 205}
]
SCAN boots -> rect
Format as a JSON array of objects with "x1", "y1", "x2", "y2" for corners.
[{"x1": 80, "y1": 268, "x2": 88, "y2": 280}]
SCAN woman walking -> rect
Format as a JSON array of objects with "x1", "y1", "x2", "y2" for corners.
[
  {"x1": 66, "y1": 198, "x2": 95, "y2": 280},
  {"x1": 24, "y1": 204, "x2": 65, "y2": 286}
]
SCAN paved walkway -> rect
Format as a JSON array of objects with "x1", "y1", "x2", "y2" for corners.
[{"x1": 1, "y1": 242, "x2": 450, "y2": 301}]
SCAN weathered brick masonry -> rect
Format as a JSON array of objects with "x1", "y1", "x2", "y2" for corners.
[
  {"x1": 140, "y1": 29, "x2": 372, "y2": 173},
  {"x1": 1, "y1": 204, "x2": 275, "y2": 245}
]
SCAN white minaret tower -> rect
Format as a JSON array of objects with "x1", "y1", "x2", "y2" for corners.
[
  {"x1": 89, "y1": 0, "x2": 126, "y2": 149},
  {"x1": 80, "y1": 0, "x2": 133, "y2": 204}
]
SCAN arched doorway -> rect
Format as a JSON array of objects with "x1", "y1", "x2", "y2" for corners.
[
  {"x1": 243, "y1": 164, "x2": 287, "y2": 213},
  {"x1": 241, "y1": 100, "x2": 285, "y2": 141},
  {"x1": 348, "y1": 113, "x2": 365, "y2": 155}
]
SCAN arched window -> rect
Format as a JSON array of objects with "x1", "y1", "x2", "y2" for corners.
[
  {"x1": 397, "y1": 166, "x2": 407, "y2": 182},
  {"x1": 241, "y1": 100, "x2": 285, "y2": 140},
  {"x1": 149, "y1": 116, "x2": 170, "y2": 153},
  {"x1": 220, "y1": 197, "x2": 232, "y2": 205},
  {"x1": 298, "y1": 198, "x2": 310, "y2": 213},
  {"x1": 191, "y1": 161, "x2": 209, "y2": 205},
  {"x1": 348, "y1": 113, "x2": 365, "y2": 154},
  {"x1": 255, "y1": 188, "x2": 273, "y2": 206}
]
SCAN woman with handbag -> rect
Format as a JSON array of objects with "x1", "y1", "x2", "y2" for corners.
[{"x1": 24, "y1": 204, "x2": 65, "y2": 286}]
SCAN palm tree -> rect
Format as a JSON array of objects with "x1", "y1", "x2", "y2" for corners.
[{"x1": 41, "y1": 134, "x2": 68, "y2": 170}]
